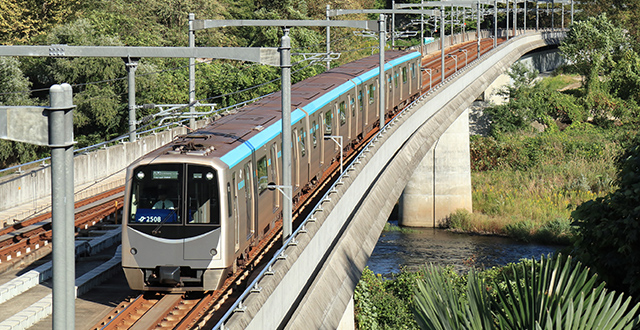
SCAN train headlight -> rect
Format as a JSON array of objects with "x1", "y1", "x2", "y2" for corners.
[
  {"x1": 130, "y1": 247, "x2": 138, "y2": 255},
  {"x1": 206, "y1": 172, "x2": 214, "y2": 180},
  {"x1": 136, "y1": 171, "x2": 145, "y2": 180},
  {"x1": 210, "y1": 248, "x2": 217, "y2": 256}
]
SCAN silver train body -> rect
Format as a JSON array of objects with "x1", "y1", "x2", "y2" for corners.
[{"x1": 122, "y1": 51, "x2": 422, "y2": 291}]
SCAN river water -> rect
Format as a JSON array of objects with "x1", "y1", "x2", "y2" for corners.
[{"x1": 366, "y1": 222, "x2": 562, "y2": 276}]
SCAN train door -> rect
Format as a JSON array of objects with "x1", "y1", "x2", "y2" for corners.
[
  {"x1": 374, "y1": 78, "x2": 380, "y2": 122},
  {"x1": 323, "y1": 107, "x2": 334, "y2": 164},
  {"x1": 243, "y1": 162, "x2": 255, "y2": 240},
  {"x1": 338, "y1": 100, "x2": 346, "y2": 143},
  {"x1": 232, "y1": 173, "x2": 240, "y2": 252},
  {"x1": 318, "y1": 113, "x2": 325, "y2": 166},
  {"x1": 255, "y1": 153, "x2": 271, "y2": 235},
  {"x1": 411, "y1": 62, "x2": 422, "y2": 94},
  {"x1": 357, "y1": 88, "x2": 364, "y2": 136},
  {"x1": 402, "y1": 66, "x2": 407, "y2": 101},
  {"x1": 387, "y1": 73, "x2": 392, "y2": 112},
  {"x1": 298, "y1": 127, "x2": 309, "y2": 187},
  {"x1": 270, "y1": 143, "x2": 279, "y2": 212},
  {"x1": 292, "y1": 130, "x2": 299, "y2": 190},
  {"x1": 348, "y1": 94, "x2": 356, "y2": 141}
]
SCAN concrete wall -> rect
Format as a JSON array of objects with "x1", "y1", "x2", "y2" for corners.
[
  {"x1": 0, "y1": 120, "x2": 209, "y2": 220},
  {"x1": 399, "y1": 109, "x2": 473, "y2": 227}
]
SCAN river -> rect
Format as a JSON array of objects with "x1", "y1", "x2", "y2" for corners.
[{"x1": 366, "y1": 221, "x2": 562, "y2": 276}]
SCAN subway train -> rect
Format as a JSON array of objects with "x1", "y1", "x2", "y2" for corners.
[{"x1": 121, "y1": 50, "x2": 422, "y2": 291}]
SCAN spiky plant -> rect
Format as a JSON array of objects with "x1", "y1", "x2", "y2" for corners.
[
  {"x1": 412, "y1": 255, "x2": 640, "y2": 330},
  {"x1": 412, "y1": 265, "x2": 494, "y2": 329},
  {"x1": 494, "y1": 254, "x2": 640, "y2": 330}
]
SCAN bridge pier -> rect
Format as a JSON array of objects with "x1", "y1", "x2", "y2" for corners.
[{"x1": 399, "y1": 109, "x2": 472, "y2": 227}]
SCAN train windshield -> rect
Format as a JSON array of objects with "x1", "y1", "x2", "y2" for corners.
[{"x1": 129, "y1": 164, "x2": 220, "y2": 227}]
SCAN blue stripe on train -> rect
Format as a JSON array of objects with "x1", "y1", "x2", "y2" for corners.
[{"x1": 221, "y1": 51, "x2": 421, "y2": 168}]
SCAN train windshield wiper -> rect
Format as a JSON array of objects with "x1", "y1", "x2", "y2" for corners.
[{"x1": 151, "y1": 209, "x2": 177, "y2": 235}]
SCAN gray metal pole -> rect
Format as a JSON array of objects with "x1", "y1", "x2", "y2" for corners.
[
  {"x1": 392, "y1": 0, "x2": 396, "y2": 48},
  {"x1": 379, "y1": 14, "x2": 386, "y2": 129},
  {"x1": 513, "y1": 0, "x2": 517, "y2": 36},
  {"x1": 189, "y1": 13, "x2": 196, "y2": 129},
  {"x1": 421, "y1": 0, "x2": 425, "y2": 54},
  {"x1": 462, "y1": 7, "x2": 465, "y2": 42},
  {"x1": 561, "y1": 2, "x2": 564, "y2": 29},
  {"x1": 494, "y1": 0, "x2": 498, "y2": 47},
  {"x1": 571, "y1": 0, "x2": 574, "y2": 24},
  {"x1": 281, "y1": 28, "x2": 292, "y2": 242},
  {"x1": 536, "y1": 0, "x2": 540, "y2": 31},
  {"x1": 62, "y1": 83, "x2": 74, "y2": 329},
  {"x1": 506, "y1": 0, "x2": 509, "y2": 40},
  {"x1": 551, "y1": 0, "x2": 554, "y2": 30},
  {"x1": 524, "y1": 0, "x2": 527, "y2": 31},
  {"x1": 441, "y1": 7, "x2": 445, "y2": 82},
  {"x1": 125, "y1": 59, "x2": 138, "y2": 142},
  {"x1": 477, "y1": 0, "x2": 481, "y2": 56},
  {"x1": 326, "y1": 5, "x2": 331, "y2": 70},
  {"x1": 49, "y1": 84, "x2": 74, "y2": 330},
  {"x1": 450, "y1": 5, "x2": 454, "y2": 45}
]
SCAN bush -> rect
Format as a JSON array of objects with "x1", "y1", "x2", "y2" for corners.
[
  {"x1": 354, "y1": 267, "x2": 418, "y2": 329},
  {"x1": 572, "y1": 135, "x2": 640, "y2": 297}
]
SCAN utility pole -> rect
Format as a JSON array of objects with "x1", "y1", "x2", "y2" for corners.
[
  {"x1": 189, "y1": 13, "x2": 196, "y2": 129},
  {"x1": 379, "y1": 14, "x2": 386, "y2": 129},
  {"x1": 125, "y1": 58, "x2": 138, "y2": 142}
]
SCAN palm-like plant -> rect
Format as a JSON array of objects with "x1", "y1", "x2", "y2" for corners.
[
  {"x1": 413, "y1": 254, "x2": 640, "y2": 330},
  {"x1": 413, "y1": 265, "x2": 494, "y2": 329}
]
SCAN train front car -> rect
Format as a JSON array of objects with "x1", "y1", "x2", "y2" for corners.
[{"x1": 122, "y1": 154, "x2": 230, "y2": 292}]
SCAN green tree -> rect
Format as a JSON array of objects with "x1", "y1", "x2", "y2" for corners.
[
  {"x1": 560, "y1": 13, "x2": 629, "y2": 94},
  {"x1": 0, "y1": 57, "x2": 44, "y2": 168}
]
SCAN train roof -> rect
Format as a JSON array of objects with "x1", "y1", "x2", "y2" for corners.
[{"x1": 141, "y1": 50, "x2": 421, "y2": 169}]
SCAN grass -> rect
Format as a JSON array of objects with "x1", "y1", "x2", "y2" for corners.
[
  {"x1": 445, "y1": 83, "x2": 635, "y2": 244},
  {"x1": 452, "y1": 149, "x2": 619, "y2": 245}
]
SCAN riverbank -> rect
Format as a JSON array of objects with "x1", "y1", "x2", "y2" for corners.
[{"x1": 443, "y1": 70, "x2": 637, "y2": 245}]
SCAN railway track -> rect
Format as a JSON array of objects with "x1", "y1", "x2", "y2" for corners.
[
  {"x1": 0, "y1": 187, "x2": 124, "y2": 273},
  {"x1": 91, "y1": 36, "x2": 511, "y2": 330}
]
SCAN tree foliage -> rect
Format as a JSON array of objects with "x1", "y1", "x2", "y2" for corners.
[
  {"x1": 0, "y1": 57, "x2": 44, "y2": 168},
  {"x1": 560, "y1": 13, "x2": 629, "y2": 94},
  {"x1": 0, "y1": 0, "x2": 84, "y2": 45},
  {"x1": 572, "y1": 134, "x2": 640, "y2": 298}
]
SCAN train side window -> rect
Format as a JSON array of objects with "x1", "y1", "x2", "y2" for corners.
[
  {"x1": 388, "y1": 75, "x2": 392, "y2": 90},
  {"x1": 339, "y1": 101, "x2": 346, "y2": 126},
  {"x1": 257, "y1": 156, "x2": 268, "y2": 194},
  {"x1": 402, "y1": 67, "x2": 407, "y2": 84},
  {"x1": 358, "y1": 91, "x2": 364, "y2": 111},
  {"x1": 299, "y1": 128, "x2": 306, "y2": 157},
  {"x1": 394, "y1": 71, "x2": 399, "y2": 88},
  {"x1": 368, "y1": 84, "x2": 375, "y2": 104},
  {"x1": 411, "y1": 63, "x2": 416, "y2": 79},
  {"x1": 324, "y1": 111, "x2": 332, "y2": 135},
  {"x1": 311, "y1": 121, "x2": 317, "y2": 148},
  {"x1": 350, "y1": 97, "x2": 355, "y2": 117},
  {"x1": 270, "y1": 144, "x2": 279, "y2": 209}
]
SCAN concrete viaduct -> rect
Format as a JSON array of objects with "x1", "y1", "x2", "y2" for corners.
[
  {"x1": 0, "y1": 30, "x2": 565, "y2": 329},
  {"x1": 217, "y1": 30, "x2": 565, "y2": 329}
]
